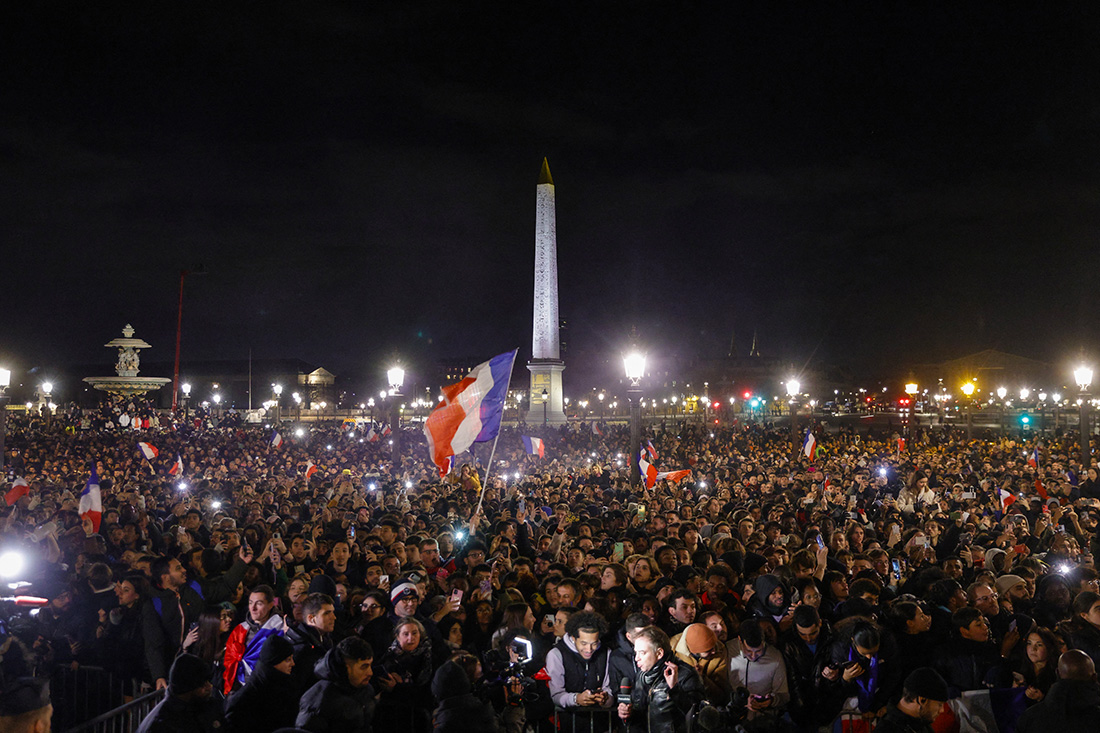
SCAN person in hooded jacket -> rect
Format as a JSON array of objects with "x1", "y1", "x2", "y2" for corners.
[
  {"x1": 747, "y1": 575, "x2": 797, "y2": 633},
  {"x1": 431, "y1": 656, "x2": 499, "y2": 733},
  {"x1": 225, "y1": 635, "x2": 299, "y2": 733},
  {"x1": 608, "y1": 614, "x2": 648, "y2": 691},
  {"x1": 286, "y1": 593, "x2": 337, "y2": 694},
  {"x1": 297, "y1": 637, "x2": 377, "y2": 733}
]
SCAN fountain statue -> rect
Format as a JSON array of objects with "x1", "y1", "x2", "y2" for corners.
[{"x1": 83, "y1": 325, "x2": 172, "y2": 396}]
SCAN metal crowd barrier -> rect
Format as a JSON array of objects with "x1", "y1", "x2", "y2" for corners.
[
  {"x1": 553, "y1": 706, "x2": 615, "y2": 733},
  {"x1": 60, "y1": 688, "x2": 165, "y2": 733},
  {"x1": 50, "y1": 666, "x2": 147, "y2": 732}
]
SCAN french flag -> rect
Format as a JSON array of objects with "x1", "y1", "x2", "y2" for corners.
[
  {"x1": 1028, "y1": 446, "x2": 1039, "y2": 468},
  {"x1": 366, "y1": 426, "x2": 378, "y2": 442},
  {"x1": 168, "y1": 454, "x2": 184, "y2": 476},
  {"x1": 1035, "y1": 477, "x2": 1048, "y2": 501},
  {"x1": 270, "y1": 431, "x2": 283, "y2": 449},
  {"x1": 802, "y1": 430, "x2": 818, "y2": 459},
  {"x1": 638, "y1": 456, "x2": 691, "y2": 489},
  {"x1": 998, "y1": 486, "x2": 1017, "y2": 512},
  {"x1": 79, "y1": 467, "x2": 102, "y2": 532},
  {"x1": 592, "y1": 422, "x2": 603, "y2": 436},
  {"x1": 424, "y1": 349, "x2": 517, "y2": 477},
  {"x1": 381, "y1": 425, "x2": 392, "y2": 437},
  {"x1": 304, "y1": 461, "x2": 318, "y2": 482},
  {"x1": 137, "y1": 442, "x2": 158, "y2": 460},
  {"x1": 644, "y1": 440, "x2": 658, "y2": 461},
  {"x1": 521, "y1": 436, "x2": 544, "y2": 458},
  {"x1": 4, "y1": 477, "x2": 30, "y2": 506},
  {"x1": 438, "y1": 455, "x2": 455, "y2": 478}
]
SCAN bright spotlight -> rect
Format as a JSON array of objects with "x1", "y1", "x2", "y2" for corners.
[{"x1": 0, "y1": 552, "x2": 25, "y2": 579}]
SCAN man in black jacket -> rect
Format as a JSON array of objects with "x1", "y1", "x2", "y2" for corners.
[
  {"x1": 933, "y1": 608, "x2": 1000, "y2": 694},
  {"x1": 781, "y1": 605, "x2": 831, "y2": 729},
  {"x1": 617, "y1": 626, "x2": 704, "y2": 733},
  {"x1": 136, "y1": 654, "x2": 224, "y2": 733},
  {"x1": 1017, "y1": 650, "x2": 1100, "y2": 733},
  {"x1": 874, "y1": 668, "x2": 949, "y2": 733},
  {"x1": 286, "y1": 592, "x2": 337, "y2": 693},
  {"x1": 297, "y1": 637, "x2": 377, "y2": 733},
  {"x1": 225, "y1": 635, "x2": 299, "y2": 732}
]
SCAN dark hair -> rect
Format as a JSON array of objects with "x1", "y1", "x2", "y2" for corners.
[
  {"x1": 338, "y1": 636, "x2": 374, "y2": 662},
  {"x1": 622, "y1": 612, "x2": 650, "y2": 633},
  {"x1": 792, "y1": 605, "x2": 820, "y2": 629},
  {"x1": 665, "y1": 589, "x2": 698, "y2": 609},
  {"x1": 565, "y1": 611, "x2": 608, "y2": 639},
  {"x1": 634, "y1": 625, "x2": 672, "y2": 657},
  {"x1": 151, "y1": 556, "x2": 174, "y2": 587},
  {"x1": 249, "y1": 584, "x2": 275, "y2": 603},
  {"x1": 1073, "y1": 590, "x2": 1100, "y2": 616},
  {"x1": 739, "y1": 618, "x2": 764, "y2": 648},
  {"x1": 926, "y1": 579, "x2": 962, "y2": 608},
  {"x1": 951, "y1": 607, "x2": 984, "y2": 633},
  {"x1": 302, "y1": 592, "x2": 334, "y2": 619},
  {"x1": 850, "y1": 578, "x2": 882, "y2": 599},
  {"x1": 851, "y1": 622, "x2": 881, "y2": 650}
]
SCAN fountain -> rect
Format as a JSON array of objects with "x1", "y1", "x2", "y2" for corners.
[{"x1": 82, "y1": 324, "x2": 172, "y2": 396}]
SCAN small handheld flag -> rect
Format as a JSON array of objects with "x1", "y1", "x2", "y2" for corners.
[
  {"x1": 592, "y1": 422, "x2": 603, "y2": 436},
  {"x1": 168, "y1": 454, "x2": 184, "y2": 477},
  {"x1": 366, "y1": 426, "x2": 378, "y2": 442},
  {"x1": 1028, "y1": 446, "x2": 1039, "y2": 468},
  {"x1": 802, "y1": 430, "x2": 818, "y2": 459},
  {"x1": 304, "y1": 461, "x2": 318, "y2": 482},
  {"x1": 521, "y1": 436, "x2": 545, "y2": 458},
  {"x1": 270, "y1": 432, "x2": 283, "y2": 449},
  {"x1": 4, "y1": 477, "x2": 30, "y2": 506},
  {"x1": 137, "y1": 442, "x2": 158, "y2": 460},
  {"x1": 998, "y1": 487, "x2": 1017, "y2": 512},
  {"x1": 1035, "y1": 477, "x2": 1048, "y2": 501},
  {"x1": 638, "y1": 456, "x2": 692, "y2": 489},
  {"x1": 79, "y1": 467, "x2": 103, "y2": 532},
  {"x1": 381, "y1": 425, "x2": 392, "y2": 437}
]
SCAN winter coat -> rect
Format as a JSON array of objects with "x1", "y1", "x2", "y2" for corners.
[
  {"x1": 623, "y1": 657, "x2": 705, "y2": 733},
  {"x1": 286, "y1": 622, "x2": 334, "y2": 694},
  {"x1": 136, "y1": 694, "x2": 225, "y2": 733},
  {"x1": 430, "y1": 659, "x2": 499, "y2": 733},
  {"x1": 225, "y1": 660, "x2": 300, "y2": 733},
  {"x1": 297, "y1": 648, "x2": 376, "y2": 733},
  {"x1": 670, "y1": 628, "x2": 730, "y2": 703},
  {"x1": 1017, "y1": 679, "x2": 1100, "y2": 733}
]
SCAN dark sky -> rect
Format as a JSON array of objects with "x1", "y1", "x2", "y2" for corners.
[{"x1": 4, "y1": 3, "x2": 1100, "y2": 391}]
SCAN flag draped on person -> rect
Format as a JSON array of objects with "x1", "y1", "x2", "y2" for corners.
[
  {"x1": 802, "y1": 430, "x2": 818, "y2": 459},
  {"x1": 270, "y1": 431, "x2": 283, "y2": 449},
  {"x1": 424, "y1": 349, "x2": 517, "y2": 477},
  {"x1": 168, "y1": 454, "x2": 184, "y2": 476},
  {"x1": 4, "y1": 477, "x2": 29, "y2": 506},
  {"x1": 137, "y1": 442, "x2": 158, "y2": 460},
  {"x1": 521, "y1": 436, "x2": 544, "y2": 458},
  {"x1": 79, "y1": 467, "x2": 102, "y2": 531},
  {"x1": 638, "y1": 456, "x2": 691, "y2": 490}
]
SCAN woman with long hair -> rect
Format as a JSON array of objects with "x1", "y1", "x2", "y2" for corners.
[
  {"x1": 1058, "y1": 590, "x2": 1100, "y2": 668},
  {"x1": 184, "y1": 606, "x2": 235, "y2": 698},
  {"x1": 491, "y1": 602, "x2": 535, "y2": 647},
  {"x1": 463, "y1": 599, "x2": 496, "y2": 657},
  {"x1": 1012, "y1": 627, "x2": 1059, "y2": 703}
]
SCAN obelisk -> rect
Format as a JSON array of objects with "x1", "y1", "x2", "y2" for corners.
[{"x1": 526, "y1": 158, "x2": 567, "y2": 425}]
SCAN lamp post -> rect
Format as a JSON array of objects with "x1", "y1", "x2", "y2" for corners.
[
  {"x1": 1053, "y1": 392, "x2": 1062, "y2": 432},
  {"x1": 367, "y1": 397, "x2": 375, "y2": 423},
  {"x1": 181, "y1": 383, "x2": 191, "y2": 424},
  {"x1": 961, "y1": 381, "x2": 975, "y2": 441},
  {"x1": 598, "y1": 392, "x2": 605, "y2": 422},
  {"x1": 212, "y1": 392, "x2": 222, "y2": 421},
  {"x1": 0, "y1": 368, "x2": 9, "y2": 471},
  {"x1": 388, "y1": 366, "x2": 404, "y2": 477},
  {"x1": 996, "y1": 387, "x2": 1008, "y2": 433},
  {"x1": 540, "y1": 389, "x2": 549, "y2": 425},
  {"x1": 904, "y1": 382, "x2": 918, "y2": 447},
  {"x1": 786, "y1": 379, "x2": 800, "y2": 461},
  {"x1": 1037, "y1": 392, "x2": 1047, "y2": 433},
  {"x1": 1075, "y1": 366, "x2": 1093, "y2": 461},
  {"x1": 624, "y1": 353, "x2": 646, "y2": 486},
  {"x1": 273, "y1": 384, "x2": 283, "y2": 424},
  {"x1": 40, "y1": 382, "x2": 53, "y2": 429}
]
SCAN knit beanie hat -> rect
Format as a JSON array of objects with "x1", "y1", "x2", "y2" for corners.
[
  {"x1": 259, "y1": 634, "x2": 295, "y2": 667},
  {"x1": 683, "y1": 623, "x2": 718, "y2": 655}
]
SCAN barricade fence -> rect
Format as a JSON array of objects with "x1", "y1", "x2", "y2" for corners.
[
  {"x1": 49, "y1": 666, "x2": 149, "y2": 733},
  {"x1": 61, "y1": 688, "x2": 165, "y2": 733}
]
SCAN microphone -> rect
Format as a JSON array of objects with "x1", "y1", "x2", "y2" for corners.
[{"x1": 617, "y1": 676, "x2": 632, "y2": 706}]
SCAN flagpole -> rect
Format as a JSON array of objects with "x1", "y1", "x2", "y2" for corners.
[{"x1": 476, "y1": 348, "x2": 519, "y2": 514}]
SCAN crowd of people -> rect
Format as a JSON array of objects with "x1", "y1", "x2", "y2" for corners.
[{"x1": 3, "y1": 400, "x2": 1100, "y2": 733}]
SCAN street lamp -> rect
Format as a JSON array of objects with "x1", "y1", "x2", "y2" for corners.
[
  {"x1": 541, "y1": 388, "x2": 549, "y2": 425},
  {"x1": 961, "y1": 381, "x2": 975, "y2": 441},
  {"x1": 180, "y1": 382, "x2": 191, "y2": 424},
  {"x1": 388, "y1": 366, "x2": 405, "y2": 476},
  {"x1": 624, "y1": 352, "x2": 646, "y2": 486},
  {"x1": 41, "y1": 382, "x2": 53, "y2": 428},
  {"x1": 0, "y1": 368, "x2": 9, "y2": 471},
  {"x1": 1076, "y1": 365, "x2": 1093, "y2": 460},
  {"x1": 292, "y1": 392, "x2": 302, "y2": 422},
  {"x1": 785, "y1": 379, "x2": 801, "y2": 460},
  {"x1": 367, "y1": 397, "x2": 375, "y2": 423},
  {"x1": 996, "y1": 386, "x2": 1008, "y2": 433},
  {"x1": 273, "y1": 383, "x2": 283, "y2": 424}
]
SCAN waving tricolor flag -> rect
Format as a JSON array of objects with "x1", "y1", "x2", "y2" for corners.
[
  {"x1": 137, "y1": 442, "x2": 158, "y2": 460},
  {"x1": 1035, "y1": 476, "x2": 1048, "y2": 501},
  {"x1": 424, "y1": 349, "x2": 517, "y2": 477},
  {"x1": 1028, "y1": 446, "x2": 1039, "y2": 468},
  {"x1": 644, "y1": 440, "x2": 659, "y2": 461},
  {"x1": 79, "y1": 467, "x2": 102, "y2": 532},
  {"x1": 270, "y1": 431, "x2": 283, "y2": 449},
  {"x1": 802, "y1": 430, "x2": 818, "y2": 459},
  {"x1": 381, "y1": 425, "x2": 392, "y2": 438},
  {"x1": 168, "y1": 454, "x2": 184, "y2": 477},
  {"x1": 4, "y1": 477, "x2": 30, "y2": 506},
  {"x1": 304, "y1": 461, "x2": 318, "y2": 482},
  {"x1": 592, "y1": 422, "x2": 603, "y2": 436},
  {"x1": 998, "y1": 486, "x2": 1017, "y2": 512},
  {"x1": 638, "y1": 457, "x2": 692, "y2": 489},
  {"x1": 521, "y1": 436, "x2": 544, "y2": 458},
  {"x1": 366, "y1": 426, "x2": 378, "y2": 442},
  {"x1": 437, "y1": 455, "x2": 455, "y2": 478}
]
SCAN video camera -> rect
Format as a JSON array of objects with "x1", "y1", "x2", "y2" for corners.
[{"x1": 483, "y1": 636, "x2": 540, "y2": 703}]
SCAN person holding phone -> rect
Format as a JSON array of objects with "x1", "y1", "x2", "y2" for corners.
[{"x1": 728, "y1": 619, "x2": 789, "y2": 721}]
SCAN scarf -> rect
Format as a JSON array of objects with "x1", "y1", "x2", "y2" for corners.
[{"x1": 847, "y1": 647, "x2": 880, "y2": 712}]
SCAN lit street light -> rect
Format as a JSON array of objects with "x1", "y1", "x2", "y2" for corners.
[
  {"x1": 181, "y1": 382, "x2": 191, "y2": 424},
  {"x1": 541, "y1": 388, "x2": 549, "y2": 425},
  {"x1": 624, "y1": 352, "x2": 646, "y2": 486},
  {"x1": 786, "y1": 379, "x2": 800, "y2": 460},
  {"x1": 41, "y1": 382, "x2": 54, "y2": 428},
  {"x1": 388, "y1": 366, "x2": 405, "y2": 477},
  {"x1": 1076, "y1": 365, "x2": 1093, "y2": 460},
  {"x1": 273, "y1": 383, "x2": 283, "y2": 424},
  {"x1": 961, "y1": 381, "x2": 975, "y2": 441},
  {"x1": 0, "y1": 368, "x2": 10, "y2": 471}
]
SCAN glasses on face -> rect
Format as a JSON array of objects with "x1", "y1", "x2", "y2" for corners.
[{"x1": 975, "y1": 593, "x2": 998, "y2": 604}]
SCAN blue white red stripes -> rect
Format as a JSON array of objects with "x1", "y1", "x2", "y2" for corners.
[
  {"x1": 802, "y1": 430, "x2": 817, "y2": 459},
  {"x1": 424, "y1": 350, "x2": 517, "y2": 476},
  {"x1": 79, "y1": 467, "x2": 102, "y2": 531},
  {"x1": 521, "y1": 436, "x2": 544, "y2": 458},
  {"x1": 137, "y1": 442, "x2": 158, "y2": 460}
]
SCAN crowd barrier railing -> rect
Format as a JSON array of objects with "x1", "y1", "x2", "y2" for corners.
[
  {"x1": 49, "y1": 666, "x2": 147, "y2": 732},
  {"x1": 59, "y1": 688, "x2": 164, "y2": 733}
]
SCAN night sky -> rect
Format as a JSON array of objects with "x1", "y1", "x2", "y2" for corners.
[{"x1": 4, "y1": 3, "x2": 1100, "y2": 391}]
